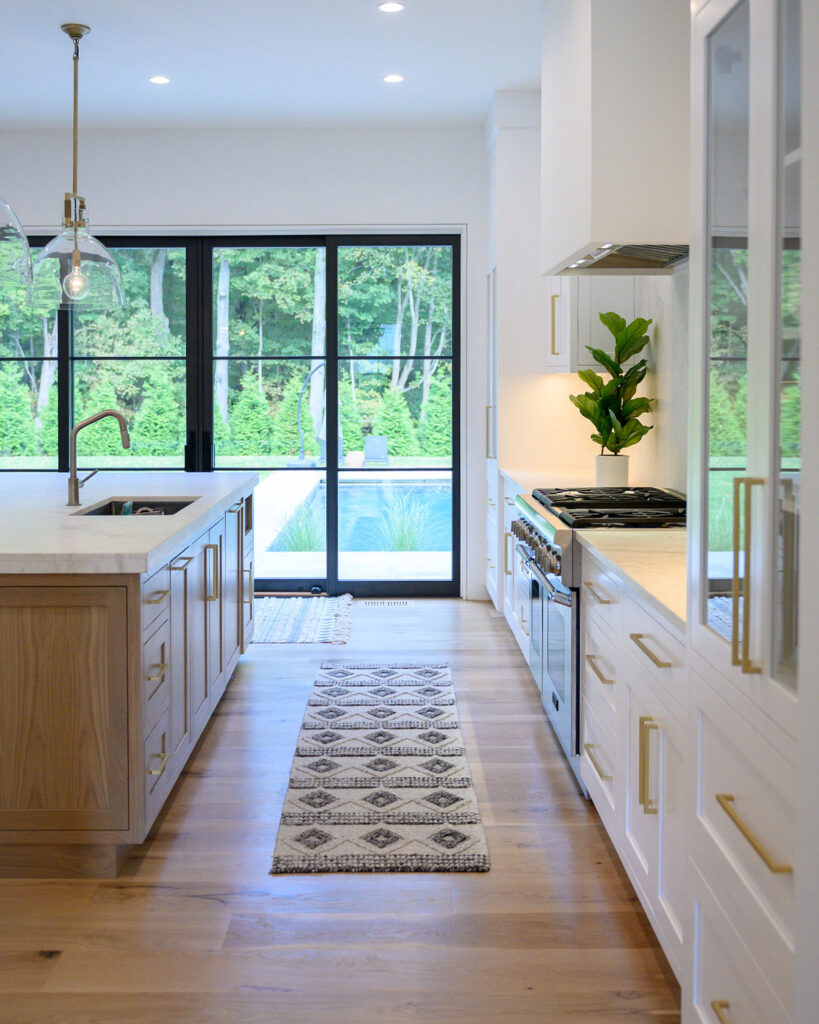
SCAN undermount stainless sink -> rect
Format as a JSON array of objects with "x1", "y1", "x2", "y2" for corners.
[{"x1": 77, "y1": 498, "x2": 196, "y2": 517}]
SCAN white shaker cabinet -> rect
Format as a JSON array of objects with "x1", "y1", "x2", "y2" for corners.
[
  {"x1": 545, "y1": 275, "x2": 638, "y2": 374},
  {"x1": 685, "y1": 0, "x2": 802, "y2": 1019}
]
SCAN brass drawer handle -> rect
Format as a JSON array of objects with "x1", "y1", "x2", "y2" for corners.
[
  {"x1": 243, "y1": 568, "x2": 253, "y2": 606},
  {"x1": 486, "y1": 558, "x2": 496, "y2": 570},
  {"x1": 711, "y1": 1001, "x2": 731, "y2": 1024},
  {"x1": 147, "y1": 751, "x2": 169, "y2": 777},
  {"x1": 170, "y1": 555, "x2": 193, "y2": 571},
  {"x1": 639, "y1": 716, "x2": 659, "y2": 814},
  {"x1": 205, "y1": 543, "x2": 220, "y2": 601},
  {"x1": 144, "y1": 589, "x2": 170, "y2": 605},
  {"x1": 503, "y1": 532, "x2": 513, "y2": 576},
  {"x1": 504, "y1": 497, "x2": 515, "y2": 506},
  {"x1": 519, "y1": 613, "x2": 529, "y2": 637},
  {"x1": 584, "y1": 743, "x2": 612, "y2": 782},
  {"x1": 583, "y1": 581, "x2": 611, "y2": 605},
  {"x1": 716, "y1": 794, "x2": 793, "y2": 874},
  {"x1": 585, "y1": 654, "x2": 614, "y2": 686},
  {"x1": 550, "y1": 293, "x2": 560, "y2": 356},
  {"x1": 630, "y1": 633, "x2": 672, "y2": 668},
  {"x1": 146, "y1": 662, "x2": 169, "y2": 683}
]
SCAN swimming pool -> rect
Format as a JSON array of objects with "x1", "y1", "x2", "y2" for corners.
[{"x1": 268, "y1": 479, "x2": 452, "y2": 552}]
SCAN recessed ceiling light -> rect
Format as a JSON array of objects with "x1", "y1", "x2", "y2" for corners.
[
  {"x1": 378, "y1": 2, "x2": 405, "y2": 12},
  {"x1": 149, "y1": 75, "x2": 170, "y2": 85},
  {"x1": 383, "y1": 73, "x2": 404, "y2": 84}
]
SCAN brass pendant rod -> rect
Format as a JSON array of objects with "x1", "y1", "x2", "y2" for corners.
[{"x1": 72, "y1": 35, "x2": 79, "y2": 197}]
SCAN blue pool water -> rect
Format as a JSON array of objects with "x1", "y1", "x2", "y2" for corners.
[{"x1": 269, "y1": 480, "x2": 452, "y2": 552}]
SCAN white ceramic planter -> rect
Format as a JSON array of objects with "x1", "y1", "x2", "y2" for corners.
[{"x1": 596, "y1": 454, "x2": 629, "y2": 487}]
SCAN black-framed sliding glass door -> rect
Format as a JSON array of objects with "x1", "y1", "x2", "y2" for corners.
[{"x1": 204, "y1": 234, "x2": 460, "y2": 597}]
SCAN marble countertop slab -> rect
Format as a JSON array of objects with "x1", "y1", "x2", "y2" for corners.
[
  {"x1": 0, "y1": 472, "x2": 258, "y2": 575},
  {"x1": 499, "y1": 466, "x2": 597, "y2": 496},
  {"x1": 576, "y1": 529, "x2": 687, "y2": 630}
]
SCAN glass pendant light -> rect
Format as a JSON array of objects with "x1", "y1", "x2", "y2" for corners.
[
  {"x1": 0, "y1": 194, "x2": 32, "y2": 294},
  {"x1": 31, "y1": 24, "x2": 124, "y2": 313}
]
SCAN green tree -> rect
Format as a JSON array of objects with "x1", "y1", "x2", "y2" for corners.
[
  {"x1": 372, "y1": 387, "x2": 419, "y2": 457},
  {"x1": 339, "y1": 383, "x2": 365, "y2": 455},
  {"x1": 709, "y1": 372, "x2": 745, "y2": 459},
  {"x1": 130, "y1": 369, "x2": 182, "y2": 458},
  {"x1": 270, "y1": 374, "x2": 318, "y2": 458},
  {"x1": 419, "y1": 376, "x2": 452, "y2": 456},
  {"x1": 0, "y1": 361, "x2": 36, "y2": 456},
  {"x1": 780, "y1": 374, "x2": 800, "y2": 460}
]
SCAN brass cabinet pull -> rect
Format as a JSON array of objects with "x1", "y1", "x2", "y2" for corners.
[
  {"x1": 487, "y1": 498, "x2": 496, "y2": 507},
  {"x1": 243, "y1": 567, "x2": 253, "y2": 606},
  {"x1": 170, "y1": 555, "x2": 193, "y2": 571},
  {"x1": 205, "y1": 543, "x2": 219, "y2": 602},
  {"x1": 550, "y1": 293, "x2": 560, "y2": 356},
  {"x1": 731, "y1": 477, "x2": 765, "y2": 674},
  {"x1": 486, "y1": 558, "x2": 496, "y2": 570},
  {"x1": 147, "y1": 751, "x2": 169, "y2": 777},
  {"x1": 504, "y1": 532, "x2": 513, "y2": 576},
  {"x1": 630, "y1": 633, "x2": 672, "y2": 669},
  {"x1": 146, "y1": 662, "x2": 169, "y2": 683},
  {"x1": 585, "y1": 654, "x2": 614, "y2": 686},
  {"x1": 519, "y1": 613, "x2": 529, "y2": 637},
  {"x1": 583, "y1": 581, "x2": 611, "y2": 605},
  {"x1": 711, "y1": 1000, "x2": 731, "y2": 1024},
  {"x1": 638, "y1": 716, "x2": 659, "y2": 814},
  {"x1": 584, "y1": 743, "x2": 612, "y2": 782},
  {"x1": 144, "y1": 589, "x2": 170, "y2": 605},
  {"x1": 504, "y1": 497, "x2": 515, "y2": 506},
  {"x1": 716, "y1": 794, "x2": 793, "y2": 874}
]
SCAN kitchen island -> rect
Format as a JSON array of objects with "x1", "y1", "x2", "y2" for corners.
[{"x1": 0, "y1": 472, "x2": 257, "y2": 878}]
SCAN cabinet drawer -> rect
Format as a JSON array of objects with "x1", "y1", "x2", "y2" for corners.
[
  {"x1": 144, "y1": 705, "x2": 174, "y2": 830},
  {"x1": 693, "y1": 669, "x2": 795, "y2": 990},
  {"x1": 580, "y1": 697, "x2": 618, "y2": 831},
  {"x1": 692, "y1": 865, "x2": 791, "y2": 1024},
  {"x1": 142, "y1": 616, "x2": 171, "y2": 737},
  {"x1": 581, "y1": 558, "x2": 622, "y2": 636},
  {"x1": 623, "y1": 596, "x2": 686, "y2": 715},
  {"x1": 582, "y1": 615, "x2": 621, "y2": 719},
  {"x1": 141, "y1": 564, "x2": 171, "y2": 631}
]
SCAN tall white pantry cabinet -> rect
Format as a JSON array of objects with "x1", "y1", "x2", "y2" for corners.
[{"x1": 686, "y1": 0, "x2": 812, "y2": 1020}]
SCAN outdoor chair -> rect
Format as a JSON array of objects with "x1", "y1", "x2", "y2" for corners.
[{"x1": 364, "y1": 435, "x2": 389, "y2": 466}]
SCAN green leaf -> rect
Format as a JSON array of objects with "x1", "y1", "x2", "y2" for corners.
[
  {"x1": 577, "y1": 368, "x2": 604, "y2": 394},
  {"x1": 585, "y1": 346, "x2": 620, "y2": 377},
  {"x1": 621, "y1": 397, "x2": 653, "y2": 421},
  {"x1": 616, "y1": 317, "x2": 653, "y2": 363},
  {"x1": 619, "y1": 423, "x2": 653, "y2": 448},
  {"x1": 599, "y1": 311, "x2": 627, "y2": 338},
  {"x1": 569, "y1": 393, "x2": 606, "y2": 429}
]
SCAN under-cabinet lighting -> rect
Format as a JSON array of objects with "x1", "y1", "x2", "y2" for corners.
[
  {"x1": 149, "y1": 75, "x2": 170, "y2": 85},
  {"x1": 384, "y1": 73, "x2": 404, "y2": 83},
  {"x1": 378, "y1": 2, "x2": 405, "y2": 11}
]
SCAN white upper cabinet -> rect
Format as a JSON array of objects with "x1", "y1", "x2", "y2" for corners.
[
  {"x1": 540, "y1": 0, "x2": 690, "y2": 275},
  {"x1": 688, "y1": 0, "x2": 801, "y2": 740},
  {"x1": 545, "y1": 275, "x2": 636, "y2": 373}
]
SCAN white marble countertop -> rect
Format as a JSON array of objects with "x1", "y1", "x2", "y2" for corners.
[
  {"x1": 0, "y1": 472, "x2": 258, "y2": 575},
  {"x1": 499, "y1": 466, "x2": 596, "y2": 496},
  {"x1": 576, "y1": 529, "x2": 687, "y2": 630}
]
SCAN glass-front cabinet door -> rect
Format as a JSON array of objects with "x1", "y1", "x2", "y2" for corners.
[{"x1": 690, "y1": 0, "x2": 800, "y2": 737}]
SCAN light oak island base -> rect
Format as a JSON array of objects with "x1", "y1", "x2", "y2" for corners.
[{"x1": 0, "y1": 599, "x2": 680, "y2": 1024}]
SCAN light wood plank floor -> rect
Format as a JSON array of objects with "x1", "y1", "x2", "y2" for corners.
[{"x1": 0, "y1": 599, "x2": 680, "y2": 1024}]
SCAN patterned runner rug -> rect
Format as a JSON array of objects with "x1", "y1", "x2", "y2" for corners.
[
  {"x1": 253, "y1": 594, "x2": 352, "y2": 644},
  {"x1": 270, "y1": 663, "x2": 490, "y2": 874}
]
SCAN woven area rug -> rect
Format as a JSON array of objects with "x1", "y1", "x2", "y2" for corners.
[
  {"x1": 253, "y1": 594, "x2": 352, "y2": 644},
  {"x1": 270, "y1": 663, "x2": 490, "y2": 874}
]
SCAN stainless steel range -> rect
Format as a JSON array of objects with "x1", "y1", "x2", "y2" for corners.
[{"x1": 511, "y1": 487, "x2": 686, "y2": 793}]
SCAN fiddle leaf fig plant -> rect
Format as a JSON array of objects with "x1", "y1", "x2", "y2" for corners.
[{"x1": 569, "y1": 312, "x2": 655, "y2": 455}]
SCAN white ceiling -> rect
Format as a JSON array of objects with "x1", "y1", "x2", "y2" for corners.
[{"x1": 1, "y1": 0, "x2": 543, "y2": 129}]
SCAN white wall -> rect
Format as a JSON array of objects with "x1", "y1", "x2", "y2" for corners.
[{"x1": 0, "y1": 124, "x2": 488, "y2": 599}]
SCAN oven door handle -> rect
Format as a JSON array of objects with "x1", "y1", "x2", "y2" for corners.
[{"x1": 531, "y1": 562, "x2": 574, "y2": 608}]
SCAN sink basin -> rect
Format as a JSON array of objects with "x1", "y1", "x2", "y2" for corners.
[{"x1": 78, "y1": 498, "x2": 196, "y2": 517}]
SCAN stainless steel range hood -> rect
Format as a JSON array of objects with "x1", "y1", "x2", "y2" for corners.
[
  {"x1": 541, "y1": 0, "x2": 690, "y2": 276},
  {"x1": 564, "y1": 243, "x2": 690, "y2": 275}
]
